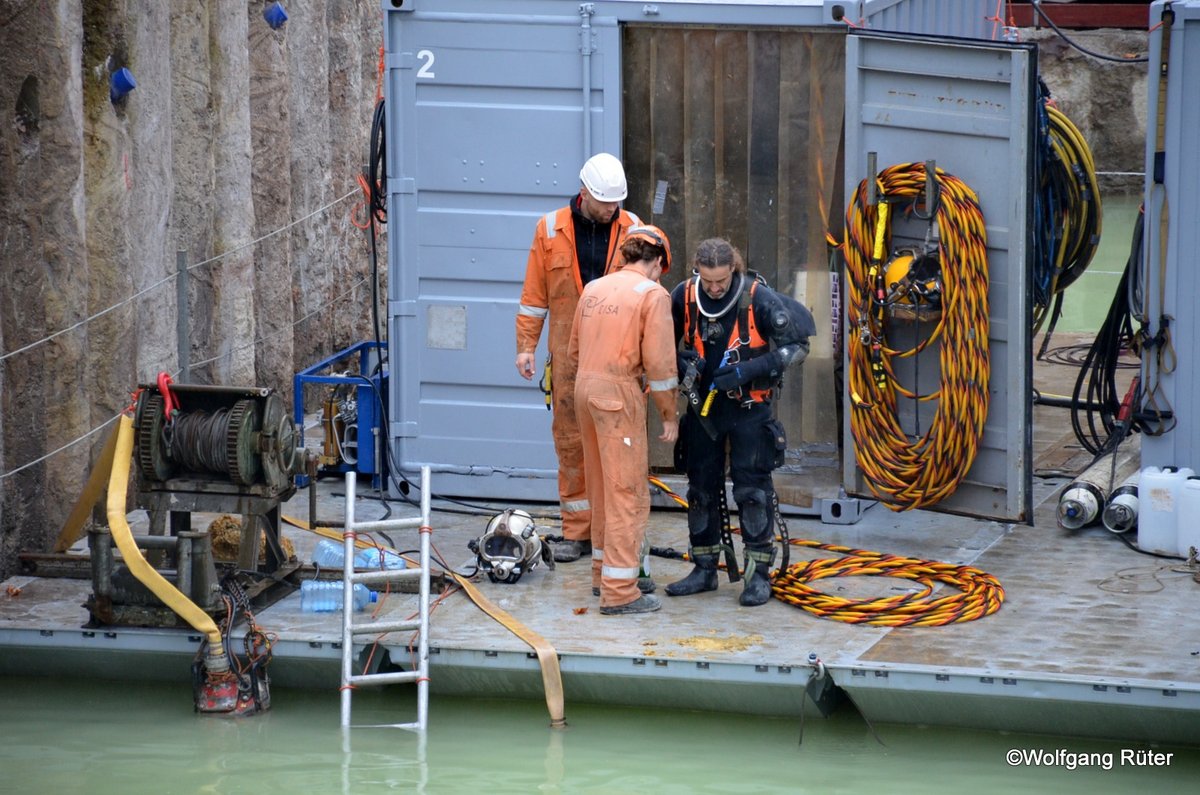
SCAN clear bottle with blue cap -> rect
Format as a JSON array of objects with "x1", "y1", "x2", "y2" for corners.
[{"x1": 300, "y1": 580, "x2": 377, "y2": 613}]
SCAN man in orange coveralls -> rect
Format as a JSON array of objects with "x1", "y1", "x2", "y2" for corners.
[
  {"x1": 568, "y1": 225, "x2": 679, "y2": 615},
  {"x1": 515, "y1": 153, "x2": 643, "y2": 564}
]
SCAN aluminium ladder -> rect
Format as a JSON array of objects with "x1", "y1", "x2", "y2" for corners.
[{"x1": 339, "y1": 466, "x2": 432, "y2": 730}]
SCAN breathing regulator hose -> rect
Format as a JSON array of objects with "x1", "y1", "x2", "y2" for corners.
[{"x1": 842, "y1": 162, "x2": 990, "y2": 510}]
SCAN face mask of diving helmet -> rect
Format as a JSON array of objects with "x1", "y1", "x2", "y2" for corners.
[{"x1": 468, "y1": 509, "x2": 555, "y2": 584}]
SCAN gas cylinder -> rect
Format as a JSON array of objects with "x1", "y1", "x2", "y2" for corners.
[
  {"x1": 1057, "y1": 453, "x2": 1139, "y2": 531},
  {"x1": 1057, "y1": 481, "x2": 1104, "y2": 530},
  {"x1": 1101, "y1": 473, "x2": 1139, "y2": 534}
]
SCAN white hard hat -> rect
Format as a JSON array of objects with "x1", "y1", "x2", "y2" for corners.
[{"x1": 579, "y1": 152, "x2": 628, "y2": 202}]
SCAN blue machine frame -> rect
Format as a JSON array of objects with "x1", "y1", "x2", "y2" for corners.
[{"x1": 293, "y1": 341, "x2": 388, "y2": 490}]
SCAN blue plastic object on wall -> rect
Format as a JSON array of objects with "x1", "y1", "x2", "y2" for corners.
[
  {"x1": 110, "y1": 68, "x2": 136, "y2": 102},
  {"x1": 264, "y1": 2, "x2": 288, "y2": 29}
]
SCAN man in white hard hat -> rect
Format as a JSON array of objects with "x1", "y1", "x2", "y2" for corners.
[{"x1": 515, "y1": 153, "x2": 647, "y2": 574}]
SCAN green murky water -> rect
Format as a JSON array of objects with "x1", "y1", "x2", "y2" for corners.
[
  {"x1": 1, "y1": 675, "x2": 1195, "y2": 794},
  {"x1": 1051, "y1": 192, "x2": 1141, "y2": 334}
]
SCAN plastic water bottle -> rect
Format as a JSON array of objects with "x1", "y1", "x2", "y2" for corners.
[
  {"x1": 312, "y1": 538, "x2": 350, "y2": 569},
  {"x1": 357, "y1": 546, "x2": 407, "y2": 570},
  {"x1": 312, "y1": 538, "x2": 405, "y2": 570},
  {"x1": 300, "y1": 580, "x2": 376, "y2": 612}
]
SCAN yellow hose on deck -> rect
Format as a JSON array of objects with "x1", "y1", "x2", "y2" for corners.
[
  {"x1": 107, "y1": 415, "x2": 225, "y2": 656},
  {"x1": 283, "y1": 514, "x2": 567, "y2": 727}
]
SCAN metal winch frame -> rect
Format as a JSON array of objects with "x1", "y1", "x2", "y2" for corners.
[{"x1": 87, "y1": 383, "x2": 300, "y2": 627}]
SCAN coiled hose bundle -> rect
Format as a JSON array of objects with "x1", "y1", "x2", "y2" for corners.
[
  {"x1": 1032, "y1": 84, "x2": 1102, "y2": 346},
  {"x1": 842, "y1": 162, "x2": 990, "y2": 510}
]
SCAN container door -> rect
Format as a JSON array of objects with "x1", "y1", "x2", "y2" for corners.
[
  {"x1": 842, "y1": 30, "x2": 1036, "y2": 522},
  {"x1": 384, "y1": 5, "x2": 622, "y2": 500}
]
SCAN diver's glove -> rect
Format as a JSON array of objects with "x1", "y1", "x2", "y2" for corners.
[{"x1": 712, "y1": 352, "x2": 782, "y2": 391}]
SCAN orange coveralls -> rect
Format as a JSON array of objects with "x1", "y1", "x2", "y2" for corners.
[
  {"x1": 568, "y1": 269, "x2": 678, "y2": 607},
  {"x1": 516, "y1": 205, "x2": 641, "y2": 545}
]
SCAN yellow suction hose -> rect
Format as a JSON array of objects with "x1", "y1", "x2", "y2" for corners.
[{"x1": 107, "y1": 415, "x2": 226, "y2": 659}]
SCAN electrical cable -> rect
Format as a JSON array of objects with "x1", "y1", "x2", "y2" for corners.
[
  {"x1": 1069, "y1": 207, "x2": 1143, "y2": 456},
  {"x1": 0, "y1": 188, "x2": 358, "y2": 367},
  {"x1": 842, "y1": 162, "x2": 990, "y2": 511},
  {"x1": 365, "y1": 97, "x2": 388, "y2": 353},
  {"x1": 332, "y1": 373, "x2": 565, "y2": 523},
  {"x1": 1029, "y1": 1, "x2": 1149, "y2": 64}
]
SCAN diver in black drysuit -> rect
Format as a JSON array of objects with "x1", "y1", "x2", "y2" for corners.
[{"x1": 667, "y1": 238, "x2": 815, "y2": 606}]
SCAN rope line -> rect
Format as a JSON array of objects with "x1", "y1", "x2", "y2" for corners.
[
  {"x1": 0, "y1": 188, "x2": 357, "y2": 364},
  {"x1": 0, "y1": 275, "x2": 367, "y2": 482},
  {"x1": 188, "y1": 275, "x2": 367, "y2": 371}
]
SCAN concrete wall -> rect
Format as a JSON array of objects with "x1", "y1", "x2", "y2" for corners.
[
  {"x1": 0, "y1": 9, "x2": 1150, "y2": 578},
  {"x1": 0, "y1": 1, "x2": 382, "y2": 579},
  {"x1": 1024, "y1": 28, "x2": 1151, "y2": 195}
]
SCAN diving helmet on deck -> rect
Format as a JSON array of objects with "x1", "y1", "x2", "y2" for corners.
[{"x1": 468, "y1": 509, "x2": 554, "y2": 584}]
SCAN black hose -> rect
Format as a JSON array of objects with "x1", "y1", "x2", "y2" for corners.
[
  {"x1": 1069, "y1": 209, "x2": 1143, "y2": 455},
  {"x1": 365, "y1": 98, "x2": 388, "y2": 361},
  {"x1": 1030, "y1": 1, "x2": 1148, "y2": 64}
]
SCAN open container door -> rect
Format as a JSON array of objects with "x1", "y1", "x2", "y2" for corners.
[
  {"x1": 841, "y1": 29, "x2": 1036, "y2": 522},
  {"x1": 384, "y1": 3, "x2": 622, "y2": 500}
]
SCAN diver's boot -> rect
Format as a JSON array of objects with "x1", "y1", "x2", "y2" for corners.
[
  {"x1": 664, "y1": 548, "x2": 720, "y2": 597},
  {"x1": 738, "y1": 547, "x2": 777, "y2": 607}
]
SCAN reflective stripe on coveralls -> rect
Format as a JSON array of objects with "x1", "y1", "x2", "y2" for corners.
[
  {"x1": 569, "y1": 269, "x2": 677, "y2": 607},
  {"x1": 516, "y1": 205, "x2": 641, "y2": 544}
]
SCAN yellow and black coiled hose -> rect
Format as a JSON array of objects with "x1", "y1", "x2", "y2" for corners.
[
  {"x1": 771, "y1": 539, "x2": 1004, "y2": 627},
  {"x1": 842, "y1": 162, "x2": 990, "y2": 511},
  {"x1": 648, "y1": 478, "x2": 1004, "y2": 626}
]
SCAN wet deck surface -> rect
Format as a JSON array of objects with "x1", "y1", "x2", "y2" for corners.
[{"x1": 3, "y1": 335, "x2": 1198, "y2": 743}]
